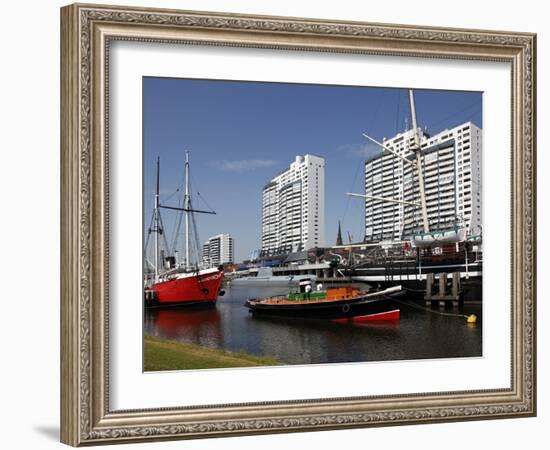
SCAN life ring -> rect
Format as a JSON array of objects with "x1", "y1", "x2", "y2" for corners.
[{"x1": 342, "y1": 303, "x2": 350, "y2": 313}]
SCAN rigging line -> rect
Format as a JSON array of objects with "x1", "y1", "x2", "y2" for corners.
[
  {"x1": 143, "y1": 165, "x2": 155, "y2": 233},
  {"x1": 395, "y1": 88, "x2": 402, "y2": 135},
  {"x1": 143, "y1": 210, "x2": 155, "y2": 261},
  {"x1": 172, "y1": 211, "x2": 183, "y2": 253},
  {"x1": 157, "y1": 210, "x2": 170, "y2": 257},
  {"x1": 170, "y1": 185, "x2": 185, "y2": 254},
  {"x1": 147, "y1": 162, "x2": 156, "y2": 201},
  {"x1": 324, "y1": 90, "x2": 391, "y2": 161},
  {"x1": 459, "y1": 111, "x2": 483, "y2": 129},
  {"x1": 356, "y1": 91, "x2": 404, "y2": 242},
  {"x1": 171, "y1": 206, "x2": 184, "y2": 255},
  {"x1": 189, "y1": 200, "x2": 203, "y2": 267},
  {"x1": 391, "y1": 90, "x2": 401, "y2": 239},
  {"x1": 161, "y1": 187, "x2": 182, "y2": 204},
  {"x1": 340, "y1": 92, "x2": 388, "y2": 227},
  {"x1": 188, "y1": 171, "x2": 199, "y2": 211},
  {"x1": 189, "y1": 171, "x2": 216, "y2": 214},
  {"x1": 166, "y1": 170, "x2": 186, "y2": 254},
  {"x1": 193, "y1": 217, "x2": 202, "y2": 259},
  {"x1": 391, "y1": 91, "x2": 402, "y2": 240},
  {"x1": 424, "y1": 101, "x2": 481, "y2": 132},
  {"x1": 365, "y1": 93, "x2": 386, "y2": 145},
  {"x1": 341, "y1": 159, "x2": 361, "y2": 224},
  {"x1": 146, "y1": 161, "x2": 160, "y2": 213},
  {"x1": 196, "y1": 191, "x2": 216, "y2": 214},
  {"x1": 187, "y1": 180, "x2": 203, "y2": 266}
]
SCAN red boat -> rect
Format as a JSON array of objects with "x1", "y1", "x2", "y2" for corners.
[
  {"x1": 147, "y1": 267, "x2": 224, "y2": 306},
  {"x1": 144, "y1": 153, "x2": 224, "y2": 307}
]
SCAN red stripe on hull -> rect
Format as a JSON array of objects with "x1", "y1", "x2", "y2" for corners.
[
  {"x1": 333, "y1": 309, "x2": 400, "y2": 323},
  {"x1": 151, "y1": 270, "x2": 224, "y2": 304}
]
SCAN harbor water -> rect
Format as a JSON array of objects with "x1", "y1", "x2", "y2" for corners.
[{"x1": 144, "y1": 285, "x2": 482, "y2": 367}]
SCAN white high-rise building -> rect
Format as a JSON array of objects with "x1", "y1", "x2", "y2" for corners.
[
  {"x1": 364, "y1": 122, "x2": 482, "y2": 242},
  {"x1": 261, "y1": 154, "x2": 325, "y2": 254},
  {"x1": 202, "y1": 234, "x2": 234, "y2": 266}
]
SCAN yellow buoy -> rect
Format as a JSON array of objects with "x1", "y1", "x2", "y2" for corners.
[{"x1": 466, "y1": 314, "x2": 477, "y2": 323}]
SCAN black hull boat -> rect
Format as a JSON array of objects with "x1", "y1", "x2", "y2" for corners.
[{"x1": 245, "y1": 285, "x2": 401, "y2": 320}]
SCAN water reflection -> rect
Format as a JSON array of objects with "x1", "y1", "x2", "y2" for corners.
[
  {"x1": 145, "y1": 306, "x2": 223, "y2": 348},
  {"x1": 144, "y1": 286, "x2": 482, "y2": 366}
]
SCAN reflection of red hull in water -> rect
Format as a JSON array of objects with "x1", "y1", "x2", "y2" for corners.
[
  {"x1": 149, "y1": 307, "x2": 222, "y2": 343},
  {"x1": 149, "y1": 268, "x2": 224, "y2": 305}
]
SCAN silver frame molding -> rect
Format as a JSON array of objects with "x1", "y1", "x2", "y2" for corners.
[{"x1": 60, "y1": 3, "x2": 536, "y2": 446}]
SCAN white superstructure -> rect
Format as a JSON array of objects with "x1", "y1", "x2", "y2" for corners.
[
  {"x1": 364, "y1": 122, "x2": 482, "y2": 241},
  {"x1": 261, "y1": 154, "x2": 325, "y2": 254},
  {"x1": 203, "y1": 233, "x2": 234, "y2": 266}
]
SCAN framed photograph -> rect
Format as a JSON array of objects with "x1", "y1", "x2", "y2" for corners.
[{"x1": 60, "y1": 3, "x2": 536, "y2": 446}]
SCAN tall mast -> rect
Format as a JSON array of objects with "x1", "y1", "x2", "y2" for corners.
[
  {"x1": 184, "y1": 151, "x2": 190, "y2": 271},
  {"x1": 347, "y1": 89, "x2": 430, "y2": 240},
  {"x1": 155, "y1": 151, "x2": 215, "y2": 272},
  {"x1": 408, "y1": 89, "x2": 430, "y2": 233},
  {"x1": 154, "y1": 156, "x2": 160, "y2": 280}
]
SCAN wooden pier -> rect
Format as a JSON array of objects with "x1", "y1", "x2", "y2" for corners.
[{"x1": 424, "y1": 272, "x2": 463, "y2": 307}]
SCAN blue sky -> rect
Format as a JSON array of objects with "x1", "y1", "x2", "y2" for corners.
[{"x1": 143, "y1": 77, "x2": 482, "y2": 262}]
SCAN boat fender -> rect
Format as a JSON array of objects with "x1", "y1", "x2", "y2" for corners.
[
  {"x1": 342, "y1": 304, "x2": 350, "y2": 313},
  {"x1": 219, "y1": 289, "x2": 225, "y2": 297},
  {"x1": 202, "y1": 287, "x2": 209, "y2": 296}
]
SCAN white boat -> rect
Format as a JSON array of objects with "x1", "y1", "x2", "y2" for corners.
[
  {"x1": 230, "y1": 267, "x2": 316, "y2": 287},
  {"x1": 411, "y1": 226, "x2": 466, "y2": 248}
]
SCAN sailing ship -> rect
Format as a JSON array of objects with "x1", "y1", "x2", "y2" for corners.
[
  {"x1": 144, "y1": 153, "x2": 224, "y2": 307},
  {"x1": 344, "y1": 90, "x2": 482, "y2": 301},
  {"x1": 341, "y1": 240, "x2": 482, "y2": 301}
]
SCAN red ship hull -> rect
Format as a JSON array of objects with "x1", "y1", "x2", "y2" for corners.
[
  {"x1": 332, "y1": 309, "x2": 400, "y2": 324},
  {"x1": 148, "y1": 268, "x2": 224, "y2": 306}
]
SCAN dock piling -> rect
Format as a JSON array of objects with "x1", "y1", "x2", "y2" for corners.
[
  {"x1": 425, "y1": 273, "x2": 434, "y2": 305},
  {"x1": 424, "y1": 271, "x2": 462, "y2": 306}
]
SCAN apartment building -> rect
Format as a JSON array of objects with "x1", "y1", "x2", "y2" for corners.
[
  {"x1": 364, "y1": 122, "x2": 482, "y2": 241},
  {"x1": 261, "y1": 154, "x2": 325, "y2": 254},
  {"x1": 202, "y1": 233, "x2": 234, "y2": 266}
]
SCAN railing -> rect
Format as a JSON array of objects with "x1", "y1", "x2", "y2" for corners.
[{"x1": 346, "y1": 240, "x2": 481, "y2": 269}]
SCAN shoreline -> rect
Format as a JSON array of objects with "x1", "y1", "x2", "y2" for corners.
[{"x1": 144, "y1": 334, "x2": 282, "y2": 371}]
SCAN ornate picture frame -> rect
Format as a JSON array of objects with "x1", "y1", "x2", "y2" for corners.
[{"x1": 60, "y1": 3, "x2": 536, "y2": 446}]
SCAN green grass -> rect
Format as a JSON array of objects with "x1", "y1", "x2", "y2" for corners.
[{"x1": 144, "y1": 334, "x2": 282, "y2": 371}]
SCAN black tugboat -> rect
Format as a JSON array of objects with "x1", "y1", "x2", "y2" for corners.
[{"x1": 245, "y1": 285, "x2": 401, "y2": 320}]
